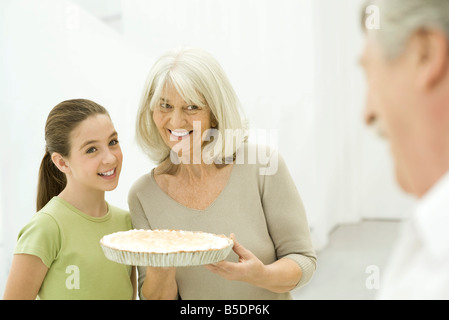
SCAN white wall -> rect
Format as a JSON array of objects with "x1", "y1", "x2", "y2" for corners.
[
  {"x1": 311, "y1": 0, "x2": 416, "y2": 248},
  {"x1": 72, "y1": 0, "x2": 123, "y2": 33}
]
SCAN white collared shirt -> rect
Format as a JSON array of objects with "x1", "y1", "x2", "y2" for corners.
[{"x1": 377, "y1": 171, "x2": 449, "y2": 300}]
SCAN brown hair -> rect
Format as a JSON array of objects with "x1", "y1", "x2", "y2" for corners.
[{"x1": 36, "y1": 99, "x2": 109, "y2": 211}]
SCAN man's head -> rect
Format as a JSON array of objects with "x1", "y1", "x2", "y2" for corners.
[{"x1": 360, "y1": 0, "x2": 449, "y2": 197}]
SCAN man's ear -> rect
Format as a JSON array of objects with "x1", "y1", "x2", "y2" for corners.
[
  {"x1": 51, "y1": 152, "x2": 71, "y2": 174},
  {"x1": 415, "y1": 28, "x2": 449, "y2": 90}
]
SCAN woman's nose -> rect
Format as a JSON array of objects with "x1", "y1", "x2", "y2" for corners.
[{"x1": 169, "y1": 108, "x2": 187, "y2": 129}]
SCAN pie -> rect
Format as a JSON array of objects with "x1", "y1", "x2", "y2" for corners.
[{"x1": 100, "y1": 229, "x2": 234, "y2": 267}]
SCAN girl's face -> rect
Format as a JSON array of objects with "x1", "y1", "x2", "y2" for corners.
[{"x1": 63, "y1": 114, "x2": 123, "y2": 193}]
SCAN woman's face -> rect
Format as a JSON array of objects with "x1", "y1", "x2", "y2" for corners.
[
  {"x1": 152, "y1": 84, "x2": 214, "y2": 163},
  {"x1": 63, "y1": 114, "x2": 123, "y2": 193}
]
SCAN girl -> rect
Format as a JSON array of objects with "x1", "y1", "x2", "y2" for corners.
[{"x1": 3, "y1": 99, "x2": 136, "y2": 300}]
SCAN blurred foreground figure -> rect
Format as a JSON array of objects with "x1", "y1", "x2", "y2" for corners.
[{"x1": 360, "y1": 0, "x2": 449, "y2": 299}]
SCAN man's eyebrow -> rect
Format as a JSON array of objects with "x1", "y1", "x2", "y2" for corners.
[{"x1": 79, "y1": 131, "x2": 118, "y2": 151}]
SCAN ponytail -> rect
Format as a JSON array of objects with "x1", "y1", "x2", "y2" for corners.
[{"x1": 36, "y1": 151, "x2": 66, "y2": 211}]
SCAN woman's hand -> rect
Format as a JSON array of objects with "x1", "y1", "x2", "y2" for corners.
[
  {"x1": 205, "y1": 234, "x2": 265, "y2": 285},
  {"x1": 205, "y1": 234, "x2": 302, "y2": 293}
]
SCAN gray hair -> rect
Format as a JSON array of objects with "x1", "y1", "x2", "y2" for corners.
[
  {"x1": 136, "y1": 47, "x2": 247, "y2": 171},
  {"x1": 363, "y1": 0, "x2": 449, "y2": 59}
]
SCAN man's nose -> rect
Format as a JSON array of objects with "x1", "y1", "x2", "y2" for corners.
[{"x1": 364, "y1": 96, "x2": 377, "y2": 126}]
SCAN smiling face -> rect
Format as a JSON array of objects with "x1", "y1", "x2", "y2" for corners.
[
  {"x1": 60, "y1": 114, "x2": 123, "y2": 193},
  {"x1": 152, "y1": 84, "x2": 215, "y2": 163}
]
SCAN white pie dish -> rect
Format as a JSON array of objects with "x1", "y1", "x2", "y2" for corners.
[{"x1": 100, "y1": 229, "x2": 234, "y2": 267}]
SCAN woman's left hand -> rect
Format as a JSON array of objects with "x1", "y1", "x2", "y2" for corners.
[
  {"x1": 204, "y1": 234, "x2": 266, "y2": 287},
  {"x1": 205, "y1": 233, "x2": 302, "y2": 293}
]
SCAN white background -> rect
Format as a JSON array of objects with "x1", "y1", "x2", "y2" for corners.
[{"x1": 0, "y1": 0, "x2": 416, "y2": 295}]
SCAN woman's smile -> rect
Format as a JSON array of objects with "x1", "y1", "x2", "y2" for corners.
[{"x1": 168, "y1": 129, "x2": 194, "y2": 141}]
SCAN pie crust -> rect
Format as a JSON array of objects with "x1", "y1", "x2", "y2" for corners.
[{"x1": 100, "y1": 229, "x2": 234, "y2": 267}]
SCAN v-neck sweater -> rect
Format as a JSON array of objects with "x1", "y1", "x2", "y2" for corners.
[{"x1": 128, "y1": 144, "x2": 316, "y2": 300}]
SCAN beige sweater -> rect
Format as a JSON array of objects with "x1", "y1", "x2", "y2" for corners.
[{"x1": 128, "y1": 144, "x2": 317, "y2": 300}]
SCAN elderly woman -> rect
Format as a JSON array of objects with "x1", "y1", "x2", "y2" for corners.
[{"x1": 129, "y1": 47, "x2": 316, "y2": 300}]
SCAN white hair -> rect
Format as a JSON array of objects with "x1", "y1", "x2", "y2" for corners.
[
  {"x1": 136, "y1": 47, "x2": 247, "y2": 170},
  {"x1": 364, "y1": 0, "x2": 449, "y2": 59}
]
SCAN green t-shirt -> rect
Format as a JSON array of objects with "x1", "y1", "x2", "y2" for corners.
[{"x1": 14, "y1": 197, "x2": 133, "y2": 300}]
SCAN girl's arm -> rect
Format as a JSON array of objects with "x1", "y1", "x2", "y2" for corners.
[
  {"x1": 3, "y1": 254, "x2": 48, "y2": 300},
  {"x1": 141, "y1": 267, "x2": 177, "y2": 300},
  {"x1": 131, "y1": 266, "x2": 137, "y2": 300}
]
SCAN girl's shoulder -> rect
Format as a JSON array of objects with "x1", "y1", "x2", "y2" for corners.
[
  {"x1": 20, "y1": 211, "x2": 60, "y2": 236},
  {"x1": 108, "y1": 203, "x2": 129, "y2": 216},
  {"x1": 107, "y1": 204, "x2": 132, "y2": 229},
  {"x1": 15, "y1": 210, "x2": 62, "y2": 267}
]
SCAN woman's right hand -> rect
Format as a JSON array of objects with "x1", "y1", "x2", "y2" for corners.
[{"x1": 141, "y1": 266, "x2": 177, "y2": 300}]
